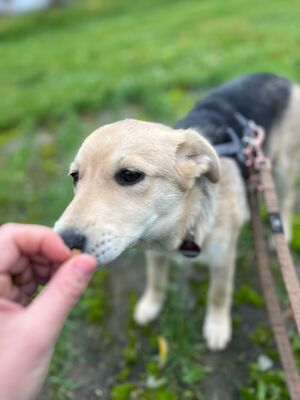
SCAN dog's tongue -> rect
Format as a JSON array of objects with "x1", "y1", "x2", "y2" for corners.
[{"x1": 179, "y1": 240, "x2": 201, "y2": 258}]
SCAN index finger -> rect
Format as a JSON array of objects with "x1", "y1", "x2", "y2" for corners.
[{"x1": 0, "y1": 223, "x2": 71, "y2": 274}]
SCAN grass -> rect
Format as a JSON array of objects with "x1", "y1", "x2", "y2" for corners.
[
  {"x1": 1, "y1": 0, "x2": 300, "y2": 399},
  {"x1": 108, "y1": 265, "x2": 211, "y2": 400},
  {"x1": 1, "y1": 0, "x2": 300, "y2": 131}
]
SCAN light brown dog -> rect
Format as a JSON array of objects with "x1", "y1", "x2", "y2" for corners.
[{"x1": 55, "y1": 74, "x2": 300, "y2": 350}]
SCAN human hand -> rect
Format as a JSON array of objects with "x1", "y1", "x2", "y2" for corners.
[{"x1": 0, "y1": 223, "x2": 97, "y2": 400}]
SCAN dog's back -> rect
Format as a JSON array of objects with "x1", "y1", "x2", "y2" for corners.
[
  {"x1": 175, "y1": 73, "x2": 293, "y2": 147},
  {"x1": 176, "y1": 72, "x2": 300, "y2": 243}
]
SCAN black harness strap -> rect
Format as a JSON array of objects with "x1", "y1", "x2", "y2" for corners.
[
  {"x1": 178, "y1": 112, "x2": 255, "y2": 257},
  {"x1": 213, "y1": 112, "x2": 256, "y2": 179}
]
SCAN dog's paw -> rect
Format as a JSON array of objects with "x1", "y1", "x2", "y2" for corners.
[
  {"x1": 203, "y1": 310, "x2": 231, "y2": 351},
  {"x1": 134, "y1": 296, "x2": 163, "y2": 325}
]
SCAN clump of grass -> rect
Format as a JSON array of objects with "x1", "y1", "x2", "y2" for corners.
[
  {"x1": 291, "y1": 215, "x2": 300, "y2": 252},
  {"x1": 235, "y1": 285, "x2": 265, "y2": 308},
  {"x1": 241, "y1": 363, "x2": 288, "y2": 400},
  {"x1": 111, "y1": 383, "x2": 179, "y2": 400},
  {"x1": 111, "y1": 383, "x2": 137, "y2": 400},
  {"x1": 77, "y1": 269, "x2": 109, "y2": 324},
  {"x1": 250, "y1": 323, "x2": 273, "y2": 347}
]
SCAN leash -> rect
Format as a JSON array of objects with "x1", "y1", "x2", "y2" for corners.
[{"x1": 245, "y1": 124, "x2": 300, "y2": 399}]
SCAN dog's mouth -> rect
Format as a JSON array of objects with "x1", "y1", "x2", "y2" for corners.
[
  {"x1": 55, "y1": 210, "x2": 160, "y2": 265},
  {"x1": 57, "y1": 228, "x2": 139, "y2": 266}
]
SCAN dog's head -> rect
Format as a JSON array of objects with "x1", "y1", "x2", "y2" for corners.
[{"x1": 54, "y1": 119, "x2": 220, "y2": 264}]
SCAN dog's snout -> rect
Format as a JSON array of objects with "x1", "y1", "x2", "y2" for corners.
[{"x1": 60, "y1": 230, "x2": 86, "y2": 251}]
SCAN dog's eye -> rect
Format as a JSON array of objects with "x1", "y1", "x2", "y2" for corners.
[
  {"x1": 115, "y1": 169, "x2": 145, "y2": 186},
  {"x1": 70, "y1": 171, "x2": 79, "y2": 186}
]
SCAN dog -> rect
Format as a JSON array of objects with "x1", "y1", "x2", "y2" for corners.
[{"x1": 54, "y1": 73, "x2": 300, "y2": 351}]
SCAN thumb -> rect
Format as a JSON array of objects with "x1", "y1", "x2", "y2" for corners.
[{"x1": 27, "y1": 254, "x2": 97, "y2": 343}]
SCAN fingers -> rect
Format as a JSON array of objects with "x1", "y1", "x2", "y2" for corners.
[
  {"x1": 19, "y1": 281, "x2": 38, "y2": 296},
  {"x1": 34, "y1": 264, "x2": 51, "y2": 285},
  {"x1": 0, "y1": 298, "x2": 24, "y2": 313},
  {"x1": 0, "y1": 274, "x2": 29, "y2": 305},
  {"x1": 6, "y1": 254, "x2": 28, "y2": 276},
  {"x1": 0, "y1": 274, "x2": 13, "y2": 298},
  {"x1": 13, "y1": 265, "x2": 33, "y2": 285},
  {"x1": 27, "y1": 254, "x2": 97, "y2": 345},
  {"x1": 0, "y1": 223, "x2": 71, "y2": 274}
]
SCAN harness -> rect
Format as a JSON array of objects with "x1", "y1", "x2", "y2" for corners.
[
  {"x1": 181, "y1": 114, "x2": 300, "y2": 399},
  {"x1": 212, "y1": 112, "x2": 260, "y2": 179},
  {"x1": 179, "y1": 112, "x2": 257, "y2": 258}
]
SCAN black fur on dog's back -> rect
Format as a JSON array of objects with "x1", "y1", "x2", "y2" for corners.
[{"x1": 175, "y1": 73, "x2": 292, "y2": 146}]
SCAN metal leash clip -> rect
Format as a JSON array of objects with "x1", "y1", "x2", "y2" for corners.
[{"x1": 243, "y1": 122, "x2": 271, "y2": 172}]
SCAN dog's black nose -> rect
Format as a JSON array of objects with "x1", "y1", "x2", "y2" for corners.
[{"x1": 60, "y1": 230, "x2": 86, "y2": 251}]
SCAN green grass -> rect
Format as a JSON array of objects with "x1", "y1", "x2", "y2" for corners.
[
  {"x1": 108, "y1": 266, "x2": 210, "y2": 400},
  {"x1": 1, "y1": 0, "x2": 300, "y2": 399},
  {"x1": 1, "y1": 0, "x2": 300, "y2": 131}
]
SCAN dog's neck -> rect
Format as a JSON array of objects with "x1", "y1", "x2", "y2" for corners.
[
  {"x1": 178, "y1": 178, "x2": 218, "y2": 250},
  {"x1": 142, "y1": 178, "x2": 219, "y2": 254}
]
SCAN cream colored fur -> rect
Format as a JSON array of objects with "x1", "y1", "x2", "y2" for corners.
[{"x1": 55, "y1": 87, "x2": 300, "y2": 350}]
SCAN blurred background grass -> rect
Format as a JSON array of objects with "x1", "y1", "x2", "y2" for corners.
[
  {"x1": 1, "y1": 0, "x2": 300, "y2": 399},
  {"x1": 1, "y1": 0, "x2": 300, "y2": 224},
  {"x1": 1, "y1": 0, "x2": 300, "y2": 131}
]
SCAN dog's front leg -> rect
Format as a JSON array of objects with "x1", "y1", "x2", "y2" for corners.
[
  {"x1": 134, "y1": 251, "x2": 169, "y2": 325},
  {"x1": 203, "y1": 237, "x2": 237, "y2": 351}
]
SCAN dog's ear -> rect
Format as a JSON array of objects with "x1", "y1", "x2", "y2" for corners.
[{"x1": 175, "y1": 129, "x2": 221, "y2": 187}]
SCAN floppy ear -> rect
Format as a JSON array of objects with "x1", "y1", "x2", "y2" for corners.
[{"x1": 175, "y1": 129, "x2": 221, "y2": 188}]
